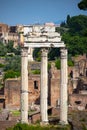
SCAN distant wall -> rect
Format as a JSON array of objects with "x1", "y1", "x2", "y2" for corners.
[
  {"x1": 5, "y1": 79, "x2": 21, "y2": 109},
  {"x1": 4, "y1": 75, "x2": 41, "y2": 108},
  {"x1": 69, "y1": 94, "x2": 87, "y2": 110}
]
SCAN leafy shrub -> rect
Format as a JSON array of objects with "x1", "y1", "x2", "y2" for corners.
[
  {"x1": 13, "y1": 123, "x2": 29, "y2": 130},
  {"x1": 36, "y1": 57, "x2": 41, "y2": 62},
  {"x1": 4, "y1": 70, "x2": 20, "y2": 80},
  {"x1": 0, "y1": 63, "x2": 4, "y2": 68},
  {"x1": 68, "y1": 60, "x2": 74, "y2": 66},
  {"x1": 4, "y1": 55, "x2": 21, "y2": 72},
  {"x1": 32, "y1": 69, "x2": 40, "y2": 74}
]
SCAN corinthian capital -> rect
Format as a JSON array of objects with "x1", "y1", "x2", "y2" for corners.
[
  {"x1": 21, "y1": 47, "x2": 28, "y2": 57},
  {"x1": 41, "y1": 48, "x2": 48, "y2": 57}
]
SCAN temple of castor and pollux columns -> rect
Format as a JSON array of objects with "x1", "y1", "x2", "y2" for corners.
[{"x1": 19, "y1": 23, "x2": 68, "y2": 125}]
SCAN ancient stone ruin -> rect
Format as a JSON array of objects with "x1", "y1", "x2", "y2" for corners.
[
  {"x1": 19, "y1": 23, "x2": 68, "y2": 124},
  {"x1": 0, "y1": 24, "x2": 87, "y2": 128}
]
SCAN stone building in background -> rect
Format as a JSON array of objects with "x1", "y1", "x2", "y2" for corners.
[
  {"x1": 0, "y1": 23, "x2": 18, "y2": 47},
  {"x1": 0, "y1": 23, "x2": 8, "y2": 43},
  {"x1": 8, "y1": 26, "x2": 18, "y2": 47}
]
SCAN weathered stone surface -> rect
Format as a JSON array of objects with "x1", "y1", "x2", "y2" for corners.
[
  {"x1": 5, "y1": 79, "x2": 21, "y2": 108},
  {"x1": 69, "y1": 94, "x2": 87, "y2": 109},
  {"x1": 60, "y1": 48, "x2": 68, "y2": 124},
  {"x1": 40, "y1": 48, "x2": 48, "y2": 123}
]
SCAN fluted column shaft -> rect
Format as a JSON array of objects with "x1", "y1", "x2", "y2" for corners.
[
  {"x1": 60, "y1": 48, "x2": 68, "y2": 124},
  {"x1": 40, "y1": 48, "x2": 48, "y2": 124},
  {"x1": 21, "y1": 47, "x2": 28, "y2": 123}
]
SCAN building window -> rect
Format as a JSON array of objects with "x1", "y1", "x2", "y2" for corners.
[
  {"x1": 34, "y1": 81, "x2": 38, "y2": 89},
  {"x1": 75, "y1": 101, "x2": 81, "y2": 105}
]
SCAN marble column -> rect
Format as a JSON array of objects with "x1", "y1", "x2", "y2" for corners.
[
  {"x1": 21, "y1": 47, "x2": 28, "y2": 123},
  {"x1": 40, "y1": 48, "x2": 48, "y2": 124},
  {"x1": 60, "y1": 48, "x2": 68, "y2": 124},
  {"x1": 28, "y1": 47, "x2": 34, "y2": 62}
]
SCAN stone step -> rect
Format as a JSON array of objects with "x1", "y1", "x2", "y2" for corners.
[{"x1": 0, "y1": 110, "x2": 9, "y2": 121}]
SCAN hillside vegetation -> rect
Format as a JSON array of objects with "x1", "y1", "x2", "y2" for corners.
[
  {"x1": 61, "y1": 15, "x2": 87, "y2": 56},
  {"x1": 0, "y1": 41, "x2": 21, "y2": 79}
]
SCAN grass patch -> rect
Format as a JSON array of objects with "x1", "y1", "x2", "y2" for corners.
[
  {"x1": 28, "y1": 110, "x2": 36, "y2": 114},
  {"x1": 10, "y1": 110, "x2": 37, "y2": 116},
  {"x1": 6, "y1": 123, "x2": 71, "y2": 130},
  {"x1": 10, "y1": 110, "x2": 20, "y2": 116}
]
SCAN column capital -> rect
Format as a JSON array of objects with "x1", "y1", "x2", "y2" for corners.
[
  {"x1": 41, "y1": 48, "x2": 48, "y2": 57},
  {"x1": 21, "y1": 47, "x2": 28, "y2": 57},
  {"x1": 60, "y1": 48, "x2": 67, "y2": 59}
]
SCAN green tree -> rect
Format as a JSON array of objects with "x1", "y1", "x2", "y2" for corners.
[
  {"x1": 48, "y1": 48, "x2": 60, "y2": 60},
  {"x1": 62, "y1": 34, "x2": 87, "y2": 56},
  {"x1": 60, "y1": 21, "x2": 66, "y2": 27},
  {"x1": 66, "y1": 15, "x2": 71, "y2": 26},
  {"x1": 4, "y1": 55, "x2": 21, "y2": 72},
  {"x1": 0, "y1": 41, "x2": 21, "y2": 56},
  {"x1": 67, "y1": 15, "x2": 87, "y2": 36},
  {"x1": 6, "y1": 41, "x2": 14, "y2": 53},
  {"x1": 14, "y1": 45, "x2": 21, "y2": 55},
  {"x1": 0, "y1": 42, "x2": 7, "y2": 56},
  {"x1": 78, "y1": 0, "x2": 87, "y2": 10}
]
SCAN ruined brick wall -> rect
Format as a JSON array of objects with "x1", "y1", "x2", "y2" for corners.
[
  {"x1": 4, "y1": 75, "x2": 40, "y2": 108},
  {"x1": 48, "y1": 63, "x2": 60, "y2": 107},
  {"x1": 72, "y1": 54, "x2": 87, "y2": 77},
  {"x1": 0, "y1": 121, "x2": 17, "y2": 130},
  {"x1": 28, "y1": 75, "x2": 40, "y2": 105},
  {"x1": 72, "y1": 54, "x2": 86, "y2": 62},
  {"x1": 48, "y1": 64, "x2": 74, "y2": 107},
  {"x1": 5, "y1": 78, "x2": 21, "y2": 108},
  {"x1": 69, "y1": 94, "x2": 87, "y2": 109},
  {"x1": 4, "y1": 63, "x2": 84, "y2": 109},
  {"x1": 31, "y1": 112, "x2": 40, "y2": 123},
  {"x1": 0, "y1": 23, "x2": 8, "y2": 33},
  {"x1": 0, "y1": 99, "x2": 5, "y2": 108},
  {"x1": 8, "y1": 33, "x2": 18, "y2": 47}
]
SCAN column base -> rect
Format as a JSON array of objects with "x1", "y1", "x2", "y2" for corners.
[
  {"x1": 40, "y1": 121, "x2": 49, "y2": 125},
  {"x1": 21, "y1": 120, "x2": 29, "y2": 124},
  {"x1": 59, "y1": 120, "x2": 68, "y2": 125}
]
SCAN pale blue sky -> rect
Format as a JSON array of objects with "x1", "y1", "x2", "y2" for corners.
[{"x1": 0, "y1": 0, "x2": 87, "y2": 25}]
